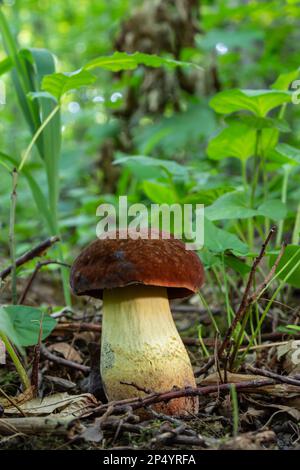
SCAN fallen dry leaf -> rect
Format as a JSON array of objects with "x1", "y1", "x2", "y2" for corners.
[
  {"x1": 3, "y1": 392, "x2": 98, "y2": 418},
  {"x1": 49, "y1": 342, "x2": 83, "y2": 363},
  {"x1": 0, "y1": 386, "x2": 34, "y2": 409}
]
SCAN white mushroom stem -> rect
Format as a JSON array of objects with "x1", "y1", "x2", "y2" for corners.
[{"x1": 100, "y1": 285, "x2": 198, "y2": 416}]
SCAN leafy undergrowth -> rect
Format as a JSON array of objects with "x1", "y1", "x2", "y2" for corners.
[{"x1": 1, "y1": 275, "x2": 300, "y2": 451}]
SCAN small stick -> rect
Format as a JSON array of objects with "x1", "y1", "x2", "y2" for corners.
[
  {"x1": 40, "y1": 345, "x2": 90, "y2": 373},
  {"x1": 0, "y1": 236, "x2": 60, "y2": 280},
  {"x1": 0, "y1": 386, "x2": 27, "y2": 417},
  {"x1": 18, "y1": 259, "x2": 70, "y2": 304},
  {"x1": 93, "y1": 378, "x2": 275, "y2": 415},
  {"x1": 31, "y1": 314, "x2": 44, "y2": 395},
  {"x1": 9, "y1": 168, "x2": 18, "y2": 303},
  {"x1": 246, "y1": 365, "x2": 300, "y2": 387}
]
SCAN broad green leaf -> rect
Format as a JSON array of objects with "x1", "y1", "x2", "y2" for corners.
[
  {"x1": 210, "y1": 89, "x2": 291, "y2": 117},
  {"x1": 42, "y1": 69, "x2": 96, "y2": 101},
  {"x1": 268, "y1": 143, "x2": 300, "y2": 166},
  {"x1": 142, "y1": 181, "x2": 178, "y2": 204},
  {"x1": 134, "y1": 104, "x2": 216, "y2": 156},
  {"x1": 0, "y1": 56, "x2": 12, "y2": 75},
  {"x1": 115, "y1": 155, "x2": 188, "y2": 180},
  {"x1": 257, "y1": 200, "x2": 287, "y2": 221},
  {"x1": 269, "y1": 245, "x2": 300, "y2": 288},
  {"x1": 228, "y1": 115, "x2": 290, "y2": 133},
  {"x1": 272, "y1": 69, "x2": 299, "y2": 91},
  {"x1": 206, "y1": 191, "x2": 257, "y2": 220},
  {"x1": 84, "y1": 51, "x2": 200, "y2": 72},
  {"x1": 0, "y1": 305, "x2": 57, "y2": 347},
  {"x1": 0, "y1": 307, "x2": 20, "y2": 349},
  {"x1": 204, "y1": 218, "x2": 248, "y2": 255},
  {"x1": 207, "y1": 123, "x2": 256, "y2": 161}
]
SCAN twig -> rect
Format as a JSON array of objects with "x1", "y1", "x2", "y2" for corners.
[
  {"x1": 248, "y1": 242, "x2": 286, "y2": 305},
  {"x1": 0, "y1": 236, "x2": 60, "y2": 280},
  {"x1": 31, "y1": 313, "x2": 44, "y2": 395},
  {"x1": 246, "y1": 365, "x2": 300, "y2": 387},
  {"x1": 18, "y1": 259, "x2": 70, "y2": 304},
  {"x1": 40, "y1": 345, "x2": 90, "y2": 373},
  {"x1": 92, "y1": 378, "x2": 275, "y2": 415},
  {"x1": 0, "y1": 387, "x2": 27, "y2": 417},
  {"x1": 195, "y1": 227, "x2": 277, "y2": 377},
  {"x1": 120, "y1": 381, "x2": 153, "y2": 394},
  {"x1": 9, "y1": 168, "x2": 18, "y2": 303},
  {"x1": 52, "y1": 322, "x2": 102, "y2": 335}
]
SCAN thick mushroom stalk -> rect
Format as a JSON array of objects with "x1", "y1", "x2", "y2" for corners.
[{"x1": 101, "y1": 285, "x2": 198, "y2": 416}]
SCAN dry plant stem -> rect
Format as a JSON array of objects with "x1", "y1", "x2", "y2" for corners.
[
  {"x1": 9, "y1": 168, "x2": 18, "y2": 304},
  {"x1": 40, "y1": 345, "x2": 90, "y2": 373},
  {"x1": 0, "y1": 236, "x2": 60, "y2": 280},
  {"x1": 246, "y1": 365, "x2": 300, "y2": 386},
  {"x1": 93, "y1": 378, "x2": 275, "y2": 416},
  {"x1": 31, "y1": 314, "x2": 44, "y2": 395},
  {"x1": 195, "y1": 227, "x2": 277, "y2": 378},
  {"x1": 101, "y1": 286, "x2": 198, "y2": 416},
  {"x1": 0, "y1": 416, "x2": 76, "y2": 436},
  {"x1": 0, "y1": 386, "x2": 26, "y2": 416},
  {"x1": 18, "y1": 259, "x2": 70, "y2": 304},
  {"x1": 0, "y1": 332, "x2": 30, "y2": 390}
]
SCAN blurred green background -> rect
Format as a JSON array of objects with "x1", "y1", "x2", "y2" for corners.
[{"x1": 1, "y1": 0, "x2": 300, "y2": 263}]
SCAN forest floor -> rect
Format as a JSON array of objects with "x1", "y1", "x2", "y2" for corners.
[{"x1": 1, "y1": 271, "x2": 300, "y2": 451}]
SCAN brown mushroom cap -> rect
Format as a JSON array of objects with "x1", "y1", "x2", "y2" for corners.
[{"x1": 70, "y1": 229, "x2": 204, "y2": 299}]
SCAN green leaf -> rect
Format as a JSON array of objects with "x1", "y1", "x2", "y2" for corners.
[
  {"x1": 142, "y1": 181, "x2": 178, "y2": 204},
  {"x1": 207, "y1": 122, "x2": 256, "y2": 161},
  {"x1": 268, "y1": 143, "x2": 300, "y2": 166},
  {"x1": 210, "y1": 89, "x2": 291, "y2": 117},
  {"x1": 206, "y1": 191, "x2": 257, "y2": 220},
  {"x1": 134, "y1": 104, "x2": 216, "y2": 156},
  {"x1": 269, "y1": 245, "x2": 300, "y2": 288},
  {"x1": 204, "y1": 218, "x2": 248, "y2": 255},
  {"x1": 84, "y1": 51, "x2": 200, "y2": 72},
  {"x1": 115, "y1": 154, "x2": 188, "y2": 180},
  {"x1": 42, "y1": 69, "x2": 96, "y2": 101},
  {"x1": 229, "y1": 115, "x2": 290, "y2": 133},
  {"x1": 257, "y1": 200, "x2": 287, "y2": 221},
  {"x1": 272, "y1": 69, "x2": 300, "y2": 91},
  {"x1": 0, "y1": 56, "x2": 12, "y2": 75},
  {"x1": 0, "y1": 305, "x2": 57, "y2": 347},
  {"x1": 224, "y1": 255, "x2": 251, "y2": 276}
]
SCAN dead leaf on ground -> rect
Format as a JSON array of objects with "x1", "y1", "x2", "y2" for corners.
[
  {"x1": 0, "y1": 386, "x2": 34, "y2": 408},
  {"x1": 219, "y1": 430, "x2": 276, "y2": 450},
  {"x1": 3, "y1": 392, "x2": 98, "y2": 418},
  {"x1": 48, "y1": 342, "x2": 83, "y2": 363}
]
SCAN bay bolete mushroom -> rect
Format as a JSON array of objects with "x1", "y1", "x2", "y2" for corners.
[{"x1": 70, "y1": 230, "x2": 204, "y2": 416}]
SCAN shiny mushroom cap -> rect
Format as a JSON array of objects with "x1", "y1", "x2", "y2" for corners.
[{"x1": 70, "y1": 229, "x2": 204, "y2": 299}]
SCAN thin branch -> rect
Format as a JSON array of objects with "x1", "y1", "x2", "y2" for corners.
[
  {"x1": 0, "y1": 236, "x2": 60, "y2": 280},
  {"x1": 18, "y1": 259, "x2": 70, "y2": 304},
  {"x1": 40, "y1": 345, "x2": 90, "y2": 373},
  {"x1": 93, "y1": 378, "x2": 275, "y2": 415},
  {"x1": 246, "y1": 365, "x2": 300, "y2": 387}
]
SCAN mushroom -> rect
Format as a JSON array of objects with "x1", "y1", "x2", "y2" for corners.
[{"x1": 70, "y1": 230, "x2": 204, "y2": 416}]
